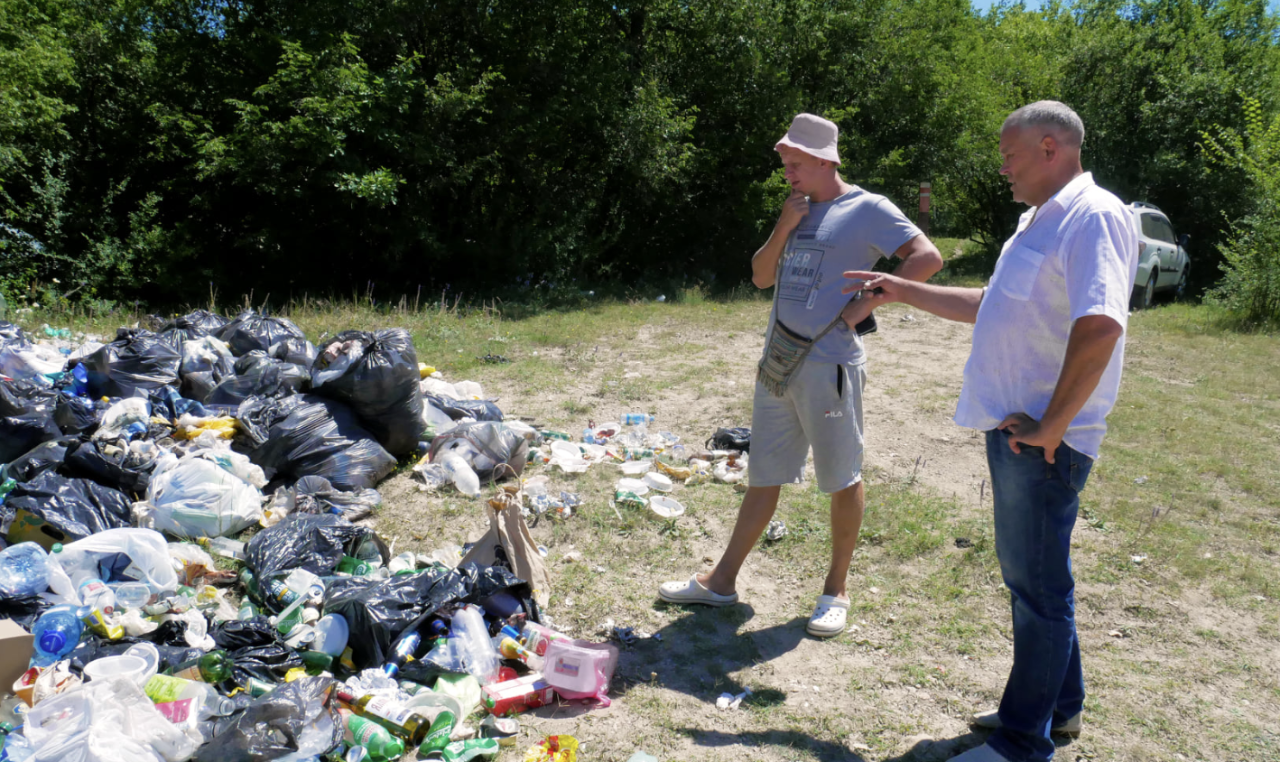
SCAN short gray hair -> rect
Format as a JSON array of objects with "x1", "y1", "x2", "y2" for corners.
[{"x1": 1003, "y1": 101, "x2": 1085, "y2": 148}]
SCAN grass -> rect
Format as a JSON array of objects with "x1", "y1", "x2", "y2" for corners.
[{"x1": 7, "y1": 292, "x2": 1279, "y2": 761}]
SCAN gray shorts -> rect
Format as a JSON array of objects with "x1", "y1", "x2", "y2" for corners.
[{"x1": 749, "y1": 359, "x2": 866, "y2": 494}]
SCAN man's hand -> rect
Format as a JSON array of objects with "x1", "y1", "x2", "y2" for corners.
[
  {"x1": 998, "y1": 412, "x2": 1065, "y2": 464},
  {"x1": 839, "y1": 296, "x2": 873, "y2": 329},
  {"x1": 777, "y1": 190, "x2": 809, "y2": 234},
  {"x1": 841, "y1": 270, "x2": 910, "y2": 308}
]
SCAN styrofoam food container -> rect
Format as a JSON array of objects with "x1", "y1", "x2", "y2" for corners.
[
  {"x1": 642, "y1": 472, "x2": 673, "y2": 492},
  {"x1": 619, "y1": 460, "x2": 652, "y2": 476},
  {"x1": 616, "y1": 478, "x2": 650, "y2": 496},
  {"x1": 648, "y1": 495, "x2": 685, "y2": 518}
]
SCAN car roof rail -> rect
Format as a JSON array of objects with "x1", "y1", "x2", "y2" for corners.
[{"x1": 1131, "y1": 201, "x2": 1163, "y2": 212}]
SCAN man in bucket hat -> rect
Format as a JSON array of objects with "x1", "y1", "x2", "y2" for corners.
[{"x1": 657, "y1": 113, "x2": 942, "y2": 638}]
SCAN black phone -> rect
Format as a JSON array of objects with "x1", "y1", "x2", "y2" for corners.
[{"x1": 854, "y1": 313, "x2": 877, "y2": 336}]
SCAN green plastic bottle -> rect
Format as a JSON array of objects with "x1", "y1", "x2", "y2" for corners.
[{"x1": 342, "y1": 709, "x2": 405, "y2": 761}]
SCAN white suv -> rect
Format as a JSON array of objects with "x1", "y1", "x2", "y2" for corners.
[{"x1": 1129, "y1": 202, "x2": 1190, "y2": 309}]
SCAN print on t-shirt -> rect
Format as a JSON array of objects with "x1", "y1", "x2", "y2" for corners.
[{"x1": 779, "y1": 247, "x2": 824, "y2": 303}]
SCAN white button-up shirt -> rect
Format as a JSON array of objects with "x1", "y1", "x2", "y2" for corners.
[{"x1": 954, "y1": 172, "x2": 1139, "y2": 459}]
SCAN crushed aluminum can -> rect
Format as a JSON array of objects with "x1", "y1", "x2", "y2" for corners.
[{"x1": 766, "y1": 520, "x2": 787, "y2": 541}]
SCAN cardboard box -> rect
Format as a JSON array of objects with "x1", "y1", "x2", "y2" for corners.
[
  {"x1": 6, "y1": 509, "x2": 71, "y2": 551},
  {"x1": 0, "y1": 619, "x2": 35, "y2": 692}
]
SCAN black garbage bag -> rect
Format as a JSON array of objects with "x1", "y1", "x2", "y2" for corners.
[
  {"x1": 246, "y1": 513, "x2": 388, "y2": 584},
  {"x1": 324, "y1": 562, "x2": 536, "y2": 670},
  {"x1": 207, "y1": 352, "x2": 307, "y2": 406},
  {"x1": 310, "y1": 329, "x2": 424, "y2": 456},
  {"x1": 217, "y1": 310, "x2": 307, "y2": 357},
  {"x1": 0, "y1": 593, "x2": 51, "y2": 630},
  {"x1": 267, "y1": 476, "x2": 381, "y2": 523},
  {"x1": 269, "y1": 336, "x2": 317, "y2": 367},
  {"x1": 82, "y1": 328, "x2": 181, "y2": 398},
  {"x1": 181, "y1": 371, "x2": 219, "y2": 403},
  {"x1": 237, "y1": 394, "x2": 396, "y2": 491},
  {"x1": 62, "y1": 438, "x2": 157, "y2": 496},
  {"x1": 196, "y1": 676, "x2": 342, "y2": 762},
  {"x1": 0, "y1": 380, "x2": 62, "y2": 463},
  {"x1": 53, "y1": 392, "x2": 103, "y2": 434},
  {"x1": 70, "y1": 638, "x2": 204, "y2": 672},
  {"x1": 1, "y1": 472, "x2": 133, "y2": 543},
  {"x1": 211, "y1": 617, "x2": 304, "y2": 685},
  {"x1": 428, "y1": 421, "x2": 529, "y2": 484},
  {"x1": 706, "y1": 426, "x2": 751, "y2": 452},
  {"x1": 161, "y1": 309, "x2": 229, "y2": 340},
  {"x1": 424, "y1": 393, "x2": 504, "y2": 423},
  {"x1": 1, "y1": 437, "x2": 74, "y2": 483}
]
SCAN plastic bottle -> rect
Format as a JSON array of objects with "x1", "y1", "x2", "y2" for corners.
[
  {"x1": 340, "y1": 709, "x2": 405, "y2": 761},
  {"x1": 313, "y1": 614, "x2": 350, "y2": 657},
  {"x1": 76, "y1": 578, "x2": 117, "y2": 616},
  {"x1": 0, "y1": 543, "x2": 49, "y2": 597},
  {"x1": 439, "y1": 452, "x2": 481, "y2": 497},
  {"x1": 31, "y1": 605, "x2": 90, "y2": 666},
  {"x1": 144, "y1": 674, "x2": 234, "y2": 715},
  {"x1": 197, "y1": 536, "x2": 246, "y2": 561},
  {"x1": 335, "y1": 689, "x2": 430, "y2": 745},
  {"x1": 620, "y1": 413, "x2": 656, "y2": 426},
  {"x1": 0, "y1": 479, "x2": 15, "y2": 502},
  {"x1": 450, "y1": 605, "x2": 500, "y2": 684}
]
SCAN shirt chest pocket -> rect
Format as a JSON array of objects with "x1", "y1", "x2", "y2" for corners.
[{"x1": 993, "y1": 243, "x2": 1046, "y2": 301}]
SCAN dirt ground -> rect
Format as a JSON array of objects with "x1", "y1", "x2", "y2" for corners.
[{"x1": 374, "y1": 302, "x2": 1280, "y2": 762}]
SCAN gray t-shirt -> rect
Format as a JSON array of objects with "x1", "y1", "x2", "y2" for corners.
[{"x1": 766, "y1": 186, "x2": 922, "y2": 365}]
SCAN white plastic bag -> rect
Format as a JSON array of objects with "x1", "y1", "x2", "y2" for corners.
[
  {"x1": 48, "y1": 528, "x2": 178, "y2": 596},
  {"x1": 179, "y1": 336, "x2": 233, "y2": 375},
  {"x1": 135, "y1": 451, "x2": 264, "y2": 539},
  {"x1": 24, "y1": 676, "x2": 200, "y2": 762},
  {"x1": 92, "y1": 398, "x2": 151, "y2": 441},
  {"x1": 0, "y1": 342, "x2": 65, "y2": 381}
]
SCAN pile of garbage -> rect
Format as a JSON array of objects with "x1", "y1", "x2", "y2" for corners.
[
  {"x1": 506, "y1": 418, "x2": 749, "y2": 521},
  {"x1": 0, "y1": 311, "x2": 621, "y2": 762}
]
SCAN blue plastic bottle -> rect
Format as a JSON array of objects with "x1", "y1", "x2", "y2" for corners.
[
  {"x1": 620, "y1": 413, "x2": 655, "y2": 426},
  {"x1": 31, "y1": 605, "x2": 91, "y2": 666},
  {"x1": 0, "y1": 543, "x2": 49, "y2": 598},
  {"x1": 70, "y1": 364, "x2": 89, "y2": 397}
]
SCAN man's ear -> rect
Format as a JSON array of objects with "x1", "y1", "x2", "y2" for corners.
[{"x1": 1040, "y1": 135, "x2": 1058, "y2": 161}]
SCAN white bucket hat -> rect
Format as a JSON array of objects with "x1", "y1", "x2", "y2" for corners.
[{"x1": 775, "y1": 113, "x2": 841, "y2": 165}]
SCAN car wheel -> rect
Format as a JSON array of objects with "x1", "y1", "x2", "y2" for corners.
[{"x1": 1141, "y1": 273, "x2": 1156, "y2": 309}]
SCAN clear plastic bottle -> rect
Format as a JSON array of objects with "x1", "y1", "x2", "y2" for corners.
[
  {"x1": 438, "y1": 452, "x2": 480, "y2": 497},
  {"x1": 0, "y1": 543, "x2": 48, "y2": 597},
  {"x1": 31, "y1": 605, "x2": 91, "y2": 666},
  {"x1": 620, "y1": 413, "x2": 656, "y2": 426},
  {"x1": 450, "y1": 605, "x2": 500, "y2": 684}
]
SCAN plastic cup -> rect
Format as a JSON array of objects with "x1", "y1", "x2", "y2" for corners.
[
  {"x1": 82, "y1": 655, "x2": 149, "y2": 687},
  {"x1": 648, "y1": 496, "x2": 685, "y2": 518},
  {"x1": 114, "y1": 582, "x2": 152, "y2": 611}
]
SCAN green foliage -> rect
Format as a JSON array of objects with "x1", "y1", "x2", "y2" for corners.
[
  {"x1": 0, "y1": 0, "x2": 1277, "y2": 312},
  {"x1": 1201, "y1": 97, "x2": 1280, "y2": 326}
]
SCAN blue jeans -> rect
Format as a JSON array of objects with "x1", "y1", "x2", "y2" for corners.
[{"x1": 985, "y1": 428, "x2": 1093, "y2": 762}]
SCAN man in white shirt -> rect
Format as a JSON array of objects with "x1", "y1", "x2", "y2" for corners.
[{"x1": 844, "y1": 101, "x2": 1138, "y2": 762}]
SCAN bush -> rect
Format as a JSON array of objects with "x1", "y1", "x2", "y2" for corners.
[{"x1": 1202, "y1": 98, "x2": 1280, "y2": 327}]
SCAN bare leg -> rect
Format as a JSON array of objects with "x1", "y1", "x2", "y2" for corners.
[
  {"x1": 697, "y1": 485, "x2": 782, "y2": 595},
  {"x1": 823, "y1": 481, "x2": 865, "y2": 599}
]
